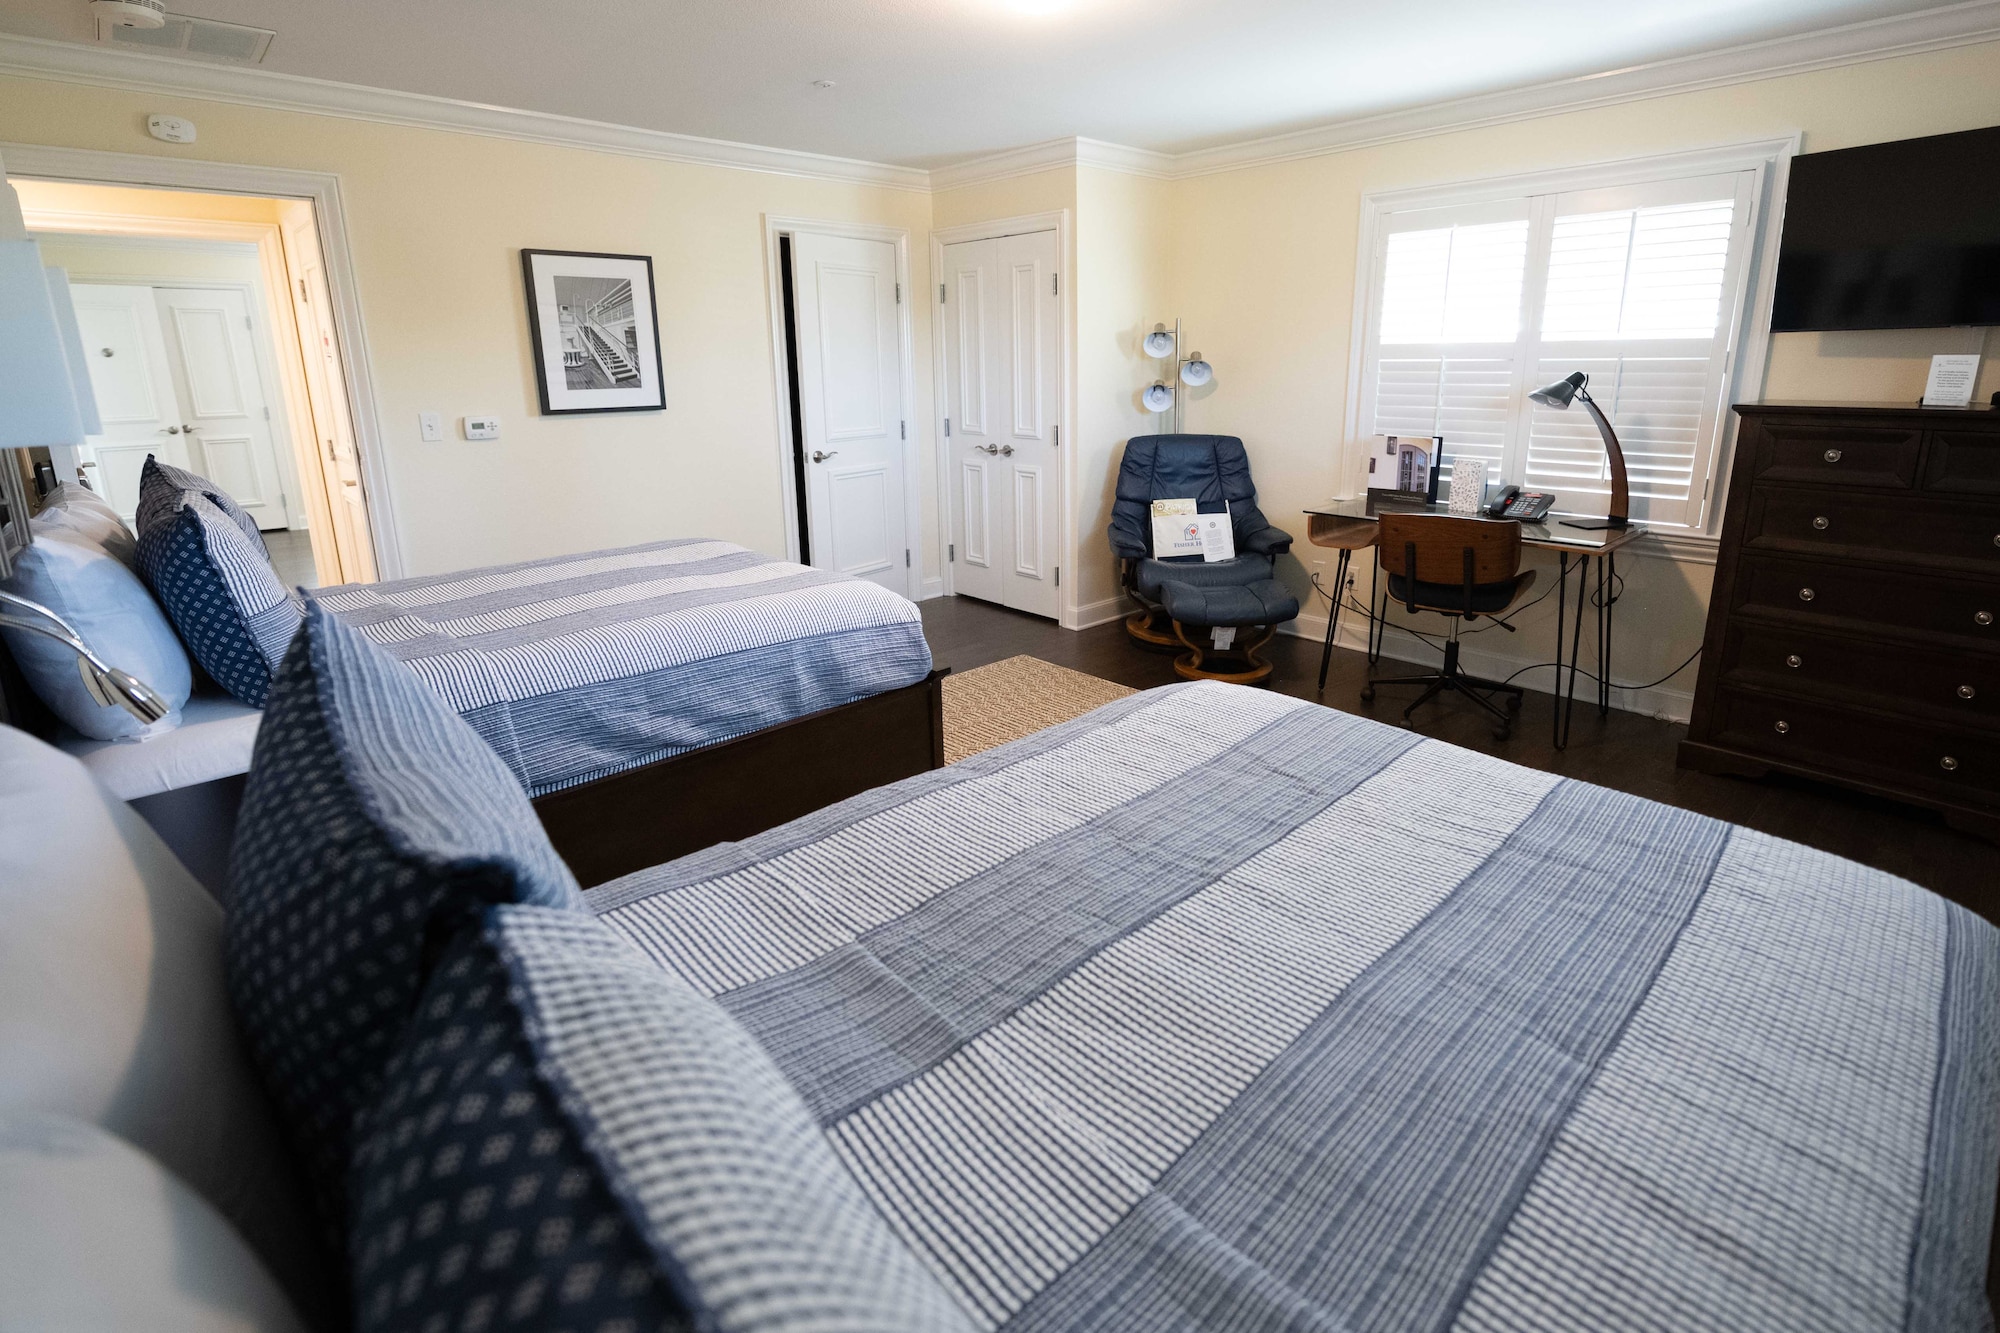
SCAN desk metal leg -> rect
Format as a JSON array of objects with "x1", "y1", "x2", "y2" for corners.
[
  {"x1": 1604, "y1": 551, "x2": 1618, "y2": 715},
  {"x1": 1316, "y1": 547, "x2": 1352, "y2": 692},
  {"x1": 1368, "y1": 563, "x2": 1387, "y2": 666},
  {"x1": 1595, "y1": 555, "x2": 1609, "y2": 717},
  {"x1": 1553, "y1": 553, "x2": 1589, "y2": 751}
]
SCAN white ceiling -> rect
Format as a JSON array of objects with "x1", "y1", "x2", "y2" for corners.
[{"x1": 0, "y1": 0, "x2": 1959, "y2": 167}]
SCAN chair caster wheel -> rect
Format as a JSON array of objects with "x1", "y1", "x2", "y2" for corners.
[
  {"x1": 1493, "y1": 726, "x2": 1513, "y2": 742},
  {"x1": 1506, "y1": 694, "x2": 1523, "y2": 713},
  {"x1": 1359, "y1": 687, "x2": 1375, "y2": 703}
]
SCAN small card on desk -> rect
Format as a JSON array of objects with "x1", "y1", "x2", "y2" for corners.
[{"x1": 1922, "y1": 354, "x2": 1980, "y2": 407}]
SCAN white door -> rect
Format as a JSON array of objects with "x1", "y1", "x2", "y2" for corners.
[
  {"x1": 790, "y1": 232, "x2": 909, "y2": 594},
  {"x1": 155, "y1": 286, "x2": 294, "y2": 531},
  {"x1": 68, "y1": 284, "x2": 188, "y2": 525},
  {"x1": 285, "y1": 215, "x2": 376, "y2": 584},
  {"x1": 943, "y1": 230, "x2": 1061, "y2": 619}
]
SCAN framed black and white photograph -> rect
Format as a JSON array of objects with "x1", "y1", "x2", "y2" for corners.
[{"x1": 521, "y1": 249, "x2": 665, "y2": 414}]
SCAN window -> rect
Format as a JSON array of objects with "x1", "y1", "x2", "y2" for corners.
[{"x1": 1357, "y1": 170, "x2": 1757, "y2": 530}]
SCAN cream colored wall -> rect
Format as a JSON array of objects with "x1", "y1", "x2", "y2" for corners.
[
  {"x1": 1161, "y1": 38, "x2": 2000, "y2": 718},
  {"x1": 33, "y1": 232, "x2": 263, "y2": 286},
  {"x1": 0, "y1": 76, "x2": 935, "y2": 580},
  {"x1": 1074, "y1": 165, "x2": 1175, "y2": 613}
]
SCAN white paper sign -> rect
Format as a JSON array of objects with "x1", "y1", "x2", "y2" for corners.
[
  {"x1": 1923, "y1": 354, "x2": 1981, "y2": 407},
  {"x1": 1198, "y1": 514, "x2": 1236, "y2": 563},
  {"x1": 1150, "y1": 498, "x2": 1203, "y2": 557}
]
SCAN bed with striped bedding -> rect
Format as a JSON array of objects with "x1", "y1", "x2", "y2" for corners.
[
  {"x1": 585, "y1": 680, "x2": 2000, "y2": 1332},
  {"x1": 311, "y1": 537, "x2": 932, "y2": 796}
]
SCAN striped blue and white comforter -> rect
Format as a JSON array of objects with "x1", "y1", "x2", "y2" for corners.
[
  {"x1": 312, "y1": 539, "x2": 931, "y2": 796},
  {"x1": 587, "y1": 681, "x2": 2000, "y2": 1333}
]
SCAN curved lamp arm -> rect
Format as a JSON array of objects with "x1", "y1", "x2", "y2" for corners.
[
  {"x1": 0, "y1": 590, "x2": 171, "y2": 723},
  {"x1": 1574, "y1": 388, "x2": 1631, "y2": 529}
]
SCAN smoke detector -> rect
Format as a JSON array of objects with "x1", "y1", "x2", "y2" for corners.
[{"x1": 90, "y1": 0, "x2": 165, "y2": 28}]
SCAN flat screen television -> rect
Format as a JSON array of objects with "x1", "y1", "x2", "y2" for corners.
[{"x1": 1770, "y1": 124, "x2": 2000, "y2": 332}]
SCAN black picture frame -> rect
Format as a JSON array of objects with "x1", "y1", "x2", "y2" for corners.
[{"x1": 520, "y1": 249, "x2": 666, "y2": 415}]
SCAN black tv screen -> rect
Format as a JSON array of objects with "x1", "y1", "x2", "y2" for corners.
[{"x1": 1770, "y1": 125, "x2": 2000, "y2": 332}]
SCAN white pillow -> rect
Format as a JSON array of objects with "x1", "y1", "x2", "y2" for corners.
[{"x1": 0, "y1": 1112, "x2": 306, "y2": 1333}]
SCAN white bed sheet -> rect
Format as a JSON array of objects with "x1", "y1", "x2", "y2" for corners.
[{"x1": 59, "y1": 693, "x2": 261, "y2": 802}]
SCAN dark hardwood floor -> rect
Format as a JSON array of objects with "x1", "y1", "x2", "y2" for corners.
[{"x1": 920, "y1": 595, "x2": 1997, "y2": 922}]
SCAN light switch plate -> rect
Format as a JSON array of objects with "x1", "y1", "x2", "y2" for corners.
[
  {"x1": 462, "y1": 416, "x2": 500, "y2": 441},
  {"x1": 418, "y1": 411, "x2": 443, "y2": 442}
]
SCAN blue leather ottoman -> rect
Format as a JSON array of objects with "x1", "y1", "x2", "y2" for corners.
[{"x1": 1156, "y1": 577, "x2": 1300, "y2": 684}]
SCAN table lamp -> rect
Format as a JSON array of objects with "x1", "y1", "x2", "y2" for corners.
[
  {"x1": 1527, "y1": 371, "x2": 1629, "y2": 530},
  {"x1": 0, "y1": 590, "x2": 172, "y2": 723}
]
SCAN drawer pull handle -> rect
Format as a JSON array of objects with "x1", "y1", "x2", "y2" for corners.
[
  {"x1": 1799, "y1": 587, "x2": 1815, "y2": 602},
  {"x1": 1774, "y1": 720, "x2": 1791, "y2": 735},
  {"x1": 1812, "y1": 516, "x2": 1829, "y2": 531},
  {"x1": 1940, "y1": 756, "x2": 1959, "y2": 773},
  {"x1": 1785, "y1": 654, "x2": 1802, "y2": 668},
  {"x1": 1979, "y1": 611, "x2": 1994, "y2": 627},
  {"x1": 1823, "y1": 449, "x2": 1843, "y2": 463},
  {"x1": 1993, "y1": 534, "x2": 2000, "y2": 548},
  {"x1": 1959, "y1": 685, "x2": 1976, "y2": 700}
]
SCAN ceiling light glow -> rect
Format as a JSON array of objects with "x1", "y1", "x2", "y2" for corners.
[{"x1": 993, "y1": 0, "x2": 1078, "y2": 17}]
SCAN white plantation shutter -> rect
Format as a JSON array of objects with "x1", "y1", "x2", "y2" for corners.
[
  {"x1": 1367, "y1": 206, "x2": 1531, "y2": 493},
  {"x1": 1359, "y1": 170, "x2": 1755, "y2": 528}
]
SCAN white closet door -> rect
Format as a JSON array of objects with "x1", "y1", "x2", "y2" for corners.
[
  {"x1": 69, "y1": 284, "x2": 187, "y2": 526},
  {"x1": 942, "y1": 237, "x2": 1005, "y2": 606},
  {"x1": 996, "y1": 230, "x2": 1060, "y2": 619},
  {"x1": 942, "y1": 230, "x2": 1061, "y2": 619},
  {"x1": 791, "y1": 233, "x2": 909, "y2": 593},
  {"x1": 154, "y1": 286, "x2": 294, "y2": 531}
]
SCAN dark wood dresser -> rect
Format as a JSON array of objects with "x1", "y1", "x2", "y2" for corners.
[{"x1": 1681, "y1": 402, "x2": 2000, "y2": 841}]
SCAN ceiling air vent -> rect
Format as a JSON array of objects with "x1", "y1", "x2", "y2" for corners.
[{"x1": 96, "y1": 10, "x2": 274, "y2": 64}]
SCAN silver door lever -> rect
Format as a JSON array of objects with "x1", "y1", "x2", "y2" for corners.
[
  {"x1": 812, "y1": 450, "x2": 838, "y2": 462},
  {"x1": 977, "y1": 443, "x2": 998, "y2": 455}
]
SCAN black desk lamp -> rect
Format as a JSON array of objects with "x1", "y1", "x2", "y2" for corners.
[{"x1": 1528, "y1": 371, "x2": 1629, "y2": 530}]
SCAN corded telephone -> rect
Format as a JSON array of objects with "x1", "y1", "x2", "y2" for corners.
[{"x1": 1483, "y1": 484, "x2": 1556, "y2": 523}]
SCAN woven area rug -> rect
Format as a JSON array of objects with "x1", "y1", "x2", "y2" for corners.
[{"x1": 941, "y1": 655, "x2": 1138, "y2": 763}]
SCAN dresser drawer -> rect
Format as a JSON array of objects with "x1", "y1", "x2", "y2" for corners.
[
  {"x1": 1735, "y1": 553, "x2": 2000, "y2": 644},
  {"x1": 1923, "y1": 432, "x2": 2000, "y2": 497},
  {"x1": 1711, "y1": 688, "x2": 2000, "y2": 801},
  {"x1": 1718, "y1": 621, "x2": 2000, "y2": 725},
  {"x1": 1743, "y1": 486, "x2": 2000, "y2": 570},
  {"x1": 1749, "y1": 423, "x2": 1921, "y2": 489}
]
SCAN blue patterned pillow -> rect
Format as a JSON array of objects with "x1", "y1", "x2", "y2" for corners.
[
  {"x1": 137, "y1": 493, "x2": 302, "y2": 706},
  {"x1": 350, "y1": 905, "x2": 972, "y2": 1333},
  {"x1": 136, "y1": 454, "x2": 268, "y2": 553},
  {"x1": 227, "y1": 602, "x2": 583, "y2": 1249}
]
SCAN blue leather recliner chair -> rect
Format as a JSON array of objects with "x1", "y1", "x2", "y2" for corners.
[{"x1": 1108, "y1": 434, "x2": 1299, "y2": 683}]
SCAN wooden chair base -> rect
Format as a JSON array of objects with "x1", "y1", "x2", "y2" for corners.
[
  {"x1": 1171, "y1": 621, "x2": 1277, "y2": 685},
  {"x1": 1125, "y1": 606, "x2": 1179, "y2": 649}
]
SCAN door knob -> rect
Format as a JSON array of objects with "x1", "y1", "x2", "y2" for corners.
[
  {"x1": 1000, "y1": 444, "x2": 1015, "y2": 456},
  {"x1": 976, "y1": 443, "x2": 999, "y2": 455},
  {"x1": 182, "y1": 424, "x2": 197, "y2": 434},
  {"x1": 812, "y1": 450, "x2": 838, "y2": 463},
  {"x1": 161, "y1": 426, "x2": 180, "y2": 434}
]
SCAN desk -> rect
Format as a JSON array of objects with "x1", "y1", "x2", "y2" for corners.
[{"x1": 1305, "y1": 498, "x2": 1646, "y2": 749}]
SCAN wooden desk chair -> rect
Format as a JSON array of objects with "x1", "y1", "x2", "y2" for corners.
[{"x1": 1362, "y1": 513, "x2": 1537, "y2": 739}]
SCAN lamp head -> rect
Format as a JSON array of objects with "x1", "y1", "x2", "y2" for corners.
[
  {"x1": 1528, "y1": 371, "x2": 1588, "y2": 409},
  {"x1": 80, "y1": 659, "x2": 172, "y2": 724}
]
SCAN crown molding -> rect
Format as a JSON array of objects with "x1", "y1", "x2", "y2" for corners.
[
  {"x1": 1166, "y1": 0, "x2": 2000, "y2": 178},
  {"x1": 1, "y1": 3, "x2": 1995, "y2": 195},
  {"x1": 0, "y1": 32, "x2": 930, "y2": 192}
]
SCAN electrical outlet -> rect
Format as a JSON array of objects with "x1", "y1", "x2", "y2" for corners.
[
  {"x1": 418, "y1": 411, "x2": 443, "y2": 442},
  {"x1": 462, "y1": 416, "x2": 500, "y2": 441}
]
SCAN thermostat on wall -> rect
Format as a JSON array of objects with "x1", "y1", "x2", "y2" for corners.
[
  {"x1": 462, "y1": 416, "x2": 501, "y2": 440},
  {"x1": 146, "y1": 114, "x2": 196, "y2": 144}
]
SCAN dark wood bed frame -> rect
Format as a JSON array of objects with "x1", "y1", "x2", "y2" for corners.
[{"x1": 532, "y1": 667, "x2": 948, "y2": 887}]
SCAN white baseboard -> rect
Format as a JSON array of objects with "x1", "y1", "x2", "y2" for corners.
[
  {"x1": 1282, "y1": 609, "x2": 1694, "y2": 724},
  {"x1": 918, "y1": 577, "x2": 944, "y2": 601},
  {"x1": 1074, "y1": 594, "x2": 1133, "y2": 630}
]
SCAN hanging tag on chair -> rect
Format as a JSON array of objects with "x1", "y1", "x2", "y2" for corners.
[
  {"x1": 1198, "y1": 514, "x2": 1235, "y2": 563},
  {"x1": 1211, "y1": 626, "x2": 1236, "y2": 650}
]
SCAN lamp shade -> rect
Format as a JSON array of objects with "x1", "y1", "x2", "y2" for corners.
[
  {"x1": 1179, "y1": 355, "x2": 1212, "y2": 387},
  {"x1": 45, "y1": 267, "x2": 101, "y2": 436},
  {"x1": 1528, "y1": 371, "x2": 1587, "y2": 409},
  {"x1": 1142, "y1": 326, "x2": 1175, "y2": 359},
  {"x1": 1142, "y1": 382, "x2": 1174, "y2": 413},
  {"x1": 0, "y1": 240, "x2": 85, "y2": 450}
]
